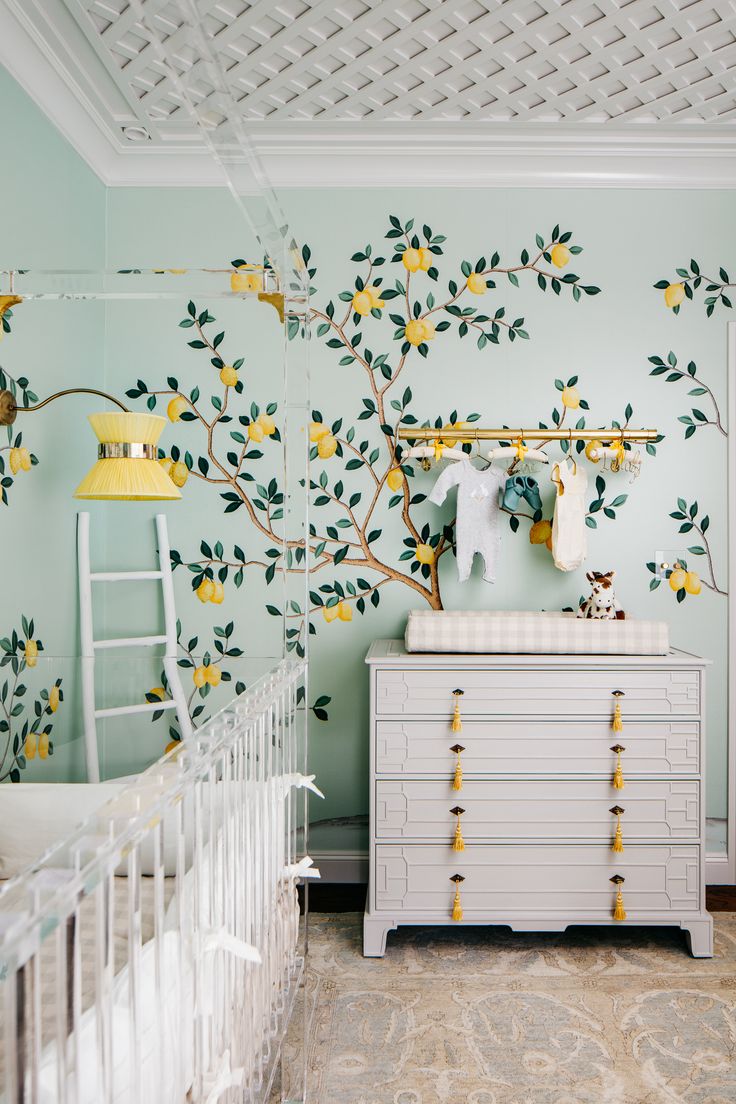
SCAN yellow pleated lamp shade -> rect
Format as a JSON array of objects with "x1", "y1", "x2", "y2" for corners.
[{"x1": 74, "y1": 412, "x2": 181, "y2": 501}]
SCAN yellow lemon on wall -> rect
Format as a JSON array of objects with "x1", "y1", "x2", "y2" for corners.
[
  {"x1": 49, "y1": 685, "x2": 60, "y2": 712},
  {"x1": 193, "y1": 665, "x2": 207, "y2": 688},
  {"x1": 167, "y1": 396, "x2": 188, "y2": 422},
  {"x1": 220, "y1": 365, "x2": 239, "y2": 387},
  {"x1": 165, "y1": 739, "x2": 180, "y2": 755},
  {"x1": 322, "y1": 604, "x2": 339, "y2": 623},
  {"x1": 248, "y1": 421, "x2": 265, "y2": 443},
  {"x1": 352, "y1": 290, "x2": 372, "y2": 316},
  {"x1": 415, "y1": 544, "x2": 435, "y2": 565},
  {"x1": 387, "y1": 467, "x2": 404, "y2": 492},
  {"x1": 421, "y1": 319, "x2": 436, "y2": 341},
  {"x1": 669, "y1": 568, "x2": 687, "y2": 591},
  {"x1": 25, "y1": 733, "x2": 37, "y2": 759},
  {"x1": 529, "y1": 519, "x2": 552, "y2": 545},
  {"x1": 561, "y1": 386, "x2": 580, "y2": 409},
  {"x1": 230, "y1": 268, "x2": 262, "y2": 293},
  {"x1": 585, "y1": 440, "x2": 602, "y2": 462},
  {"x1": 404, "y1": 320, "x2": 425, "y2": 346},
  {"x1": 211, "y1": 581, "x2": 224, "y2": 604},
  {"x1": 257, "y1": 413, "x2": 276, "y2": 436},
  {"x1": 38, "y1": 733, "x2": 49, "y2": 759},
  {"x1": 9, "y1": 448, "x2": 21, "y2": 474},
  {"x1": 310, "y1": 421, "x2": 329, "y2": 442},
  {"x1": 550, "y1": 243, "x2": 571, "y2": 268},
  {"x1": 317, "y1": 434, "x2": 337, "y2": 459},
  {"x1": 148, "y1": 687, "x2": 165, "y2": 701},
  {"x1": 337, "y1": 601, "x2": 353, "y2": 622},
  {"x1": 196, "y1": 578, "x2": 215, "y2": 603},
  {"x1": 19, "y1": 448, "x2": 31, "y2": 472},
  {"x1": 684, "y1": 571, "x2": 701, "y2": 595},
  {"x1": 170, "y1": 461, "x2": 189, "y2": 488},
  {"x1": 159, "y1": 457, "x2": 173, "y2": 476},
  {"x1": 664, "y1": 283, "x2": 685, "y2": 309},
  {"x1": 402, "y1": 248, "x2": 422, "y2": 272},
  {"x1": 206, "y1": 664, "x2": 222, "y2": 687},
  {"x1": 466, "y1": 272, "x2": 487, "y2": 295},
  {"x1": 418, "y1": 247, "x2": 432, "y2": 271},
  {"x1": 25, "y1": 639, "x2": 38, "y2": 667},
  {"x1": 365, "y1": 285, "x2": 385, "y2": 309}
]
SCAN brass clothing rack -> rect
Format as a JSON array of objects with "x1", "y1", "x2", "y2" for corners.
[{"x1": 397, "y1": 427, "x2": 658, "y2": 443}]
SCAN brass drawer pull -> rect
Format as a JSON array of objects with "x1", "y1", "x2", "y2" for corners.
[
  {"x1": 450, "y1": 743, "x2": 465, "y2": 791},
  {"x1": 610, "y1": 874, "x2": 627, "y2": 921},
  {"x1": 450, "y1": 873, "x2": 465, "y2": 921},
  {"x1": 612, "y1": 689, "x2": 625, "y2": 733},
  {"x1": 451, "y1": 806, "x2": 465, "y2": 852},
  {"x1": 610, "y1": 805, "x2": 625, "y2": 853},
  {"x1": 451, "y1": 688, "x2": 464, "y2": 733},
  {"x1": 610, "y1": 743, "x2": 626, "y2": 790}
]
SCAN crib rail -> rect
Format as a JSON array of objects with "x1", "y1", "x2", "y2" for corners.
[{"x1": 0, "y1": 659, "x2": 314, "y2": 1104}]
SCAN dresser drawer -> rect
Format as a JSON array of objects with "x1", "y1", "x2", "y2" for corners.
[
  {"x1": 374, "y1": 667, "x2": 700, "y2": 717},
  {"x1": 375, "y1": 779, "x2": 700, "y2": 841},
  {"x1": 375, "y1": 719, "x2": 701, "y2": 776},
  {"x1": 374, "y1": 844, "x2": 701, "y2": 914}
]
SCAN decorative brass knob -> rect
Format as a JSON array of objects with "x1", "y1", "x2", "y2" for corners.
[
  {"x1": 610, "y1": 743, "x2": 626, "y2": 790},
  {"x1": 610, "y1": 805, "x2": 625, "y2": 853},
  {"x1": 451, "y1": 806, "x2": 465, "y2": 852},
  {"x1": 450, "y1": 743, "x2": 465, "y2": 791},
  {"x1": 610, "y1": 874, "x2": 627, "y2": 921},
  {"x1": 450, "y1": 873, "x2": 465, "y2": 921},
  {"x1": 451, "y1": 688, "x2": 464, "y2": 734}
]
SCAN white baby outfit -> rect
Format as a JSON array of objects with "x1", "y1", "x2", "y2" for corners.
[
  {"x1": 429, "y1": 459, "x2": 502, "y2": 583},
  {"x1": 551, "y1": 457, "x2": 588, "y2": 572}
]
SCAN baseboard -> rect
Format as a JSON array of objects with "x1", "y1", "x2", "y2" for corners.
[
  {"x1": 311, "y1": 850, "x2": 369, "y2": 883},
  {"x1": 706, "y1": 852, "x2": 734, "y2": 886}
]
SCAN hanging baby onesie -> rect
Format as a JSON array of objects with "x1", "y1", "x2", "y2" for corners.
[
  {"x1": 551, "y1": 456, "x2": 588, "y2": 572},
  {"x1": 429, "y1": 459, "x2": 502, "y2": 583}
]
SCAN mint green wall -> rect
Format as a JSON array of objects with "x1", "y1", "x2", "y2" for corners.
[
  {"x1": 0, "y1": 68, "x2": 106, "y2": 781},
  {"x1": 0, "y1": 64, "x2": 732, "y2": 823}
]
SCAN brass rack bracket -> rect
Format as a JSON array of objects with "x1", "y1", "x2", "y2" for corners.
[
  {"x1": 258, "y1": 291, "x2": 285, "y2": 323},
  {"x1": 0, "y1": 295, "x2": 22, "y2": 319}
]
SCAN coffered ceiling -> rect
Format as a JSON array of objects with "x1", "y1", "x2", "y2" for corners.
[{"x1": 1, "y1": 0, "x2": 735, "y2": 186}]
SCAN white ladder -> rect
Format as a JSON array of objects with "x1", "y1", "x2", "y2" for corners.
[{"x1": 77, "y1": 512, "x2": 192, "y2": 782}]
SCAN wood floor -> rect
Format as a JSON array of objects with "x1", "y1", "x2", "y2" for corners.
[{"x1": 302, "y1": 884, "x2": 736, "y2": 913}]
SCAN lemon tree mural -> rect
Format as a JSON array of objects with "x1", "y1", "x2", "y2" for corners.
[
  {"x1": 126, "y1": 215, "x2": 626, "y2": 741},
  {"x1": 655, "y1": 261, "x2": 735, "y2": 316},
  {"x1": 1, "y1": 617, "x2": 63, "y2": 782},
  {"x1": 644, "y1": 346, "x2": 728, "y2": 604},
  {"x1": 0, "y1": 367, "x2": 39, "y2": 506}
]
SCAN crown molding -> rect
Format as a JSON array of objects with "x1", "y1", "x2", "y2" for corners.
[{"x1": 1, "y1": 2, "x2": 735, "y2": 190}]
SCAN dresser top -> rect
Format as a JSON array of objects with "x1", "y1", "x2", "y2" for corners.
[{"x1": 365, "y1": 639, "x2": 708, "y2": 667}]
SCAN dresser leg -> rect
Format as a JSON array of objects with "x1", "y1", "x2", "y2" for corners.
[
  {"x1": 363, "y1": 915, "x2": 396, "y2": 957},
  {"x1": 683, "y1": 917, "x2": 714, "y2": 958}
]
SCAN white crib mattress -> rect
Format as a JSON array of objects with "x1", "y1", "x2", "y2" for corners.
[{"x1": 405, "y1": 610, "x2": 670, "y2": 655}]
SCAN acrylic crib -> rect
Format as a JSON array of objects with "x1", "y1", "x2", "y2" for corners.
[{"x1": 0, "y1": 660, "x2": 316, "y2": 1104}]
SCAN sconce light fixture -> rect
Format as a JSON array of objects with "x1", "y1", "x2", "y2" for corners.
[{"x1": 0, "y1": 387, "x2": 180, "y2": 501}]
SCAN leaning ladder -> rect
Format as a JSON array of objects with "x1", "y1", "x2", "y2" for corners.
[{"x1": 77, "y1": 512, "x2": 192, "y2": 782}]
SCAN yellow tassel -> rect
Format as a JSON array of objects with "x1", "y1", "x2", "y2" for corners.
[
  {"x1": 613, "y1": 887, "x2": 627, "y2": 922},
  {"x1": 612, "y1": 821, "x2": 624, "y2": 853},
  {"x1": 612, "y1": 696, "x2": 624, "y2": 733},
  {"x1": 451, "y1": 744, "x2": 464, "y2": 791},
  {"x1": 452, "y1": 812, "x2": 465, "y2": 852},
  {"x1": 451, "y1": 689, "x2": 464, "y2": 733},
  {"x1": 452, "y1": 886, "x2": 463, "y2": 922},
  {"x1": 611, "y1": 745, "x2": 625, "y2": 790}
]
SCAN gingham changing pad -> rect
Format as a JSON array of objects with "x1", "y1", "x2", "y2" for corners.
[{"x1": 405, "y1": 610, "x2": 670, "y2": 655}]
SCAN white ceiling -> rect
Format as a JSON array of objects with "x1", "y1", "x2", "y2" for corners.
[{"x1": 1, "y1": 0, "x2": 736, "y2": 186}]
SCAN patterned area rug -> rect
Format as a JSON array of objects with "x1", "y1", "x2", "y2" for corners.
[{"x1": 296, "y1": 913, "x2": 736, "y2": 1104}]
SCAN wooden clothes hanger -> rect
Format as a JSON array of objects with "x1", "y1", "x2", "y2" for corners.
[{"x1": 487, "y1": 436, "x2": 549, "y2": 465}]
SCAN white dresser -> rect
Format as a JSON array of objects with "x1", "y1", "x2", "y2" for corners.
[{"x1": 364, "y1": 640, "x2": 712, "y2": 958}]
